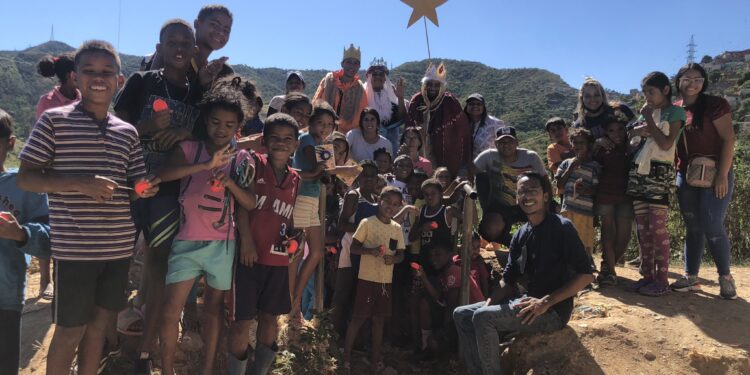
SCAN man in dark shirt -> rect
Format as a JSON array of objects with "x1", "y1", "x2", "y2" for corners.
[{"x1": 454, "y1": 172, "x2": 595, "y2": 375}]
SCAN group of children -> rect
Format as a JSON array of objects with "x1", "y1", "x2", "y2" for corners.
[{"x1": 0, "y1": 4, "x2": 733, "y2": 374}]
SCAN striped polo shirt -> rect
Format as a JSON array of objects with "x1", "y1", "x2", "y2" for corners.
[{"x1": 19, "y1": 104, "x2": 146, "y2": 261}]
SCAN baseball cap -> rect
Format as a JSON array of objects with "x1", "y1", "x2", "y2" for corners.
[
  {"x1": 466, "y1": 93, "x2": 485, "y2": 104},
  {"x1": 495, "y1": 126, "x2": 517, "y2": 140},
  {"x1": 286, "y1": 71, "x2": 305, "y2": 85}
]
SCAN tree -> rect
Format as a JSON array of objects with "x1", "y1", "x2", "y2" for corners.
[
  {"x1": 701, "y1": 55, "x2": 713, "y2": 64},
  {"x1": 709, "y1": 70, "x2": 722, "y2": 84}
]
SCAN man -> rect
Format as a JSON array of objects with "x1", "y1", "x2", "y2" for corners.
[
  {"x1": 363, "y1": 58, "x2": 407, "y2": 152},
  {"x1": 453, "y1": 172, "x2": 595, "y2": 375},
  {"x1": 313, "y1": 44, "x2": 369, "y2": 133},
  {"x1": 406, "y1": 62, "x2": 471, "y2": 176},
  {"x1": 267, "y1": 71, "x2": 306, "y2": 117}
]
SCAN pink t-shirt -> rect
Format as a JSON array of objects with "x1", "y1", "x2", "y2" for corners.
[
  {"x1": 175, "y1": 140, "x2": 250, "y2": 241},
  {"x1": 35, "y1": 86, "x2": 81, "y2": 120},
  {"x1": 414, "y1": 156, "x2": 434, "y2": 176}
]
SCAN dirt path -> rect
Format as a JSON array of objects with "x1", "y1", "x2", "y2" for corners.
[{"x1": 19, "y1": 258, "x2": 750, "y2": 374}]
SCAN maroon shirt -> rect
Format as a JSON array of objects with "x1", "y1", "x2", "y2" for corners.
[
  {"x1": 594, "y1": 142, "x2": 631, "y2": 205},
  {"x1": 675, "y1": 95, "x2": 732, "y2": 173}
]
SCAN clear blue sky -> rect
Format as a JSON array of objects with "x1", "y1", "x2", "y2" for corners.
[{"x1": 2, "y1": 0, "x2": 749, "y2": 92}]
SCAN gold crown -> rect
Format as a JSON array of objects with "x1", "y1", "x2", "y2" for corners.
[
  {"x1": 343, "y1": 43, "x2": 361, "y2": 62},
  {"x1": 422, "y1": 62, "x2": 447, "y2": 84}
]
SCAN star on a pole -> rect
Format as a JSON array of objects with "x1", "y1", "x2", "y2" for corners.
[{"x1": 402, "y1": 0, "x2": 447, "y2": 28}]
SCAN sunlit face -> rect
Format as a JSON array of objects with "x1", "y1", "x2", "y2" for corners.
[
  {"x1": 516, "y1": 176, "x2": 548, "y2": 216},
  {"x1": 286, "y1": 75, "x2": 304, "y2": 93},
  {"x1": 466, "y1": 99, "x2": 484, "y2": 118},
  {"x1": 206, "y1": 108, "x2": 240, "y2": 148},
  {"x1": 369, "y1": 70, "x2": 386, "y2": 91},
  {"x1": 73, "y1": 51, "x2": 123, "y2": 107},
  {"x1": 425, "y1": 80, "x2": 442, "y2": 101},
  {"x1": 571, "y1": 135, "x2": 590, "y2": 158},
  {"x1": 310, "y1": 113, "x2": 335, "y2": 140},
  {"x1": 393, "y1": 157, "x2": 413, "y2": 181},
  {"x1": 375, "y1": 153, "x2": 392, "y2": 174},
  {"x1": 333, "y1": 139, "x2": 348, "y2": 164},
  {"x1": 159, "y1": 25, "x2": 195, "y2": 71},
  {"x1": 678, "y1": 69, "x2": 706, "y2": 98},
  {"x1": 341, "y1": 58, "x2": 360, "y2": 79},
  {"x1": 494, "y1": 137, "x2": 518, "y2": 159},
  {"x1": 358, "y1": 166, "x2": 379, "y2": 192},
  {"x1": 605, "y1": 122, "x2": 626, "y2": 145},
  {"x1": 403, "y1": 129, "x2": 421, "y2": 150},
  {"x1": 581, "y1": 85, "x2": 604, "y2": 112},
  {"x1": 547, "y1": 123, "x2": 568, "y2": 143},
  {"x1": 284, "y1": 103, "x2": 311, "y2": 130},
  {"x1": 264, "y1": 124, "x2": 298, "y2": 162},
  {"x1": 361, "y1": 113, "x2": 379, "y2": 135},
  {"x1": 422, "y1": 184, "x2": 442, "y2": 207},
  {"x1": 379, "y1": 192, "x2": 402, "y2": 218},
  {"x1": 642, "y1": 85, "x2": 668, "y2": 108},
  {"x1": 435, "y1": 169, "x2": 451, "y2": 188},
  {"x1": 0, "y1": 135, "x2": 16, "y2": 167},
  {"x1": 195, "y1": 13, "x2": 232, "y2": 51}
]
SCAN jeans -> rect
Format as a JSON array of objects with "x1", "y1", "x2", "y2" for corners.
[
  {"x1": 453, "y1": 298, "x2": 564, "y2": 375},
  {"x1": 676, "y1": 170, "x2": 734, "y2": 276}
]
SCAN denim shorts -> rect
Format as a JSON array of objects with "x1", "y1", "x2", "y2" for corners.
[{"x1": 166, "y1": 240, "x2": 235, "y2": 290}]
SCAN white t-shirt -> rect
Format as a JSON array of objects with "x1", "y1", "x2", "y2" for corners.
[{"x1": 346, "y1": 128, "x2": 393, "y2": 162}]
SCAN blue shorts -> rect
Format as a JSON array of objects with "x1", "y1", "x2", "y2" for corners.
[
  {"x1": 166, "y1": 240, "x2": 235, "y2": 290},
  {"x1": 131, "y1": 192, "x2": 180, "y2": 249}
]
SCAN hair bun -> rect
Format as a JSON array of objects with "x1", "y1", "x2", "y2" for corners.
[{"x1": 37, "y1": 55, "x2": 57, "y2": 77}]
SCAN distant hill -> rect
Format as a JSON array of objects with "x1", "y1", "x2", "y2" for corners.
[{"x1": 0, "y1": 41, "x2": 582, "y2": 142}]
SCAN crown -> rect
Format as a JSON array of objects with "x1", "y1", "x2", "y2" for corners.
[
  {"x1": 342, "y1": 43, "x2": 361, "y2": 62},
  {"x1": 422, "y1": 62, "x2": 447, "y2": 84},
  {"x1": 367, "y1": 57, "x2": 388, "y2": 74}
]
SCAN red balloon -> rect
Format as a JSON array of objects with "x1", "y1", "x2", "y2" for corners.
[
  {"x1": 153, "y1": 99, "x2": 169, "y2": 112},
  {"x1": 410, "y1": 262, "x2": 421, "y2": 270},
  {"x1": 134, "y1": 181, "x2": 150, "y2": 196}
]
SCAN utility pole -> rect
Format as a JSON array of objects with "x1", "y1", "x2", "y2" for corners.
[{"x1": 686, "y1": 35, "x2": 697, "y2": 64}]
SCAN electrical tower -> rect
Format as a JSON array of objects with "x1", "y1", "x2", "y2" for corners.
[
  {"x1": 50, "y1": 25, "x2": 55, "y2": 41},
  {"x1": 686, "y1": 35, "x2": 697, "y2": 64}
]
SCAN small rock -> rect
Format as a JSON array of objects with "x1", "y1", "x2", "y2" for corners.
[{"x1": 644, "y1": 352, "x2": 657, "y2": 361}]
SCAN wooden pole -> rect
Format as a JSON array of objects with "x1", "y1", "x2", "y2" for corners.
[
  {"x1": 459, "y1": 184, "x2": 477, "y2": 306},
  {"x1": 314, "y1": 184, "x2": 327, "y2": 312}
]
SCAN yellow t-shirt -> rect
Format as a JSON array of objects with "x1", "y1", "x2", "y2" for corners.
[{"x1": 353, "y1": 217, "x2": 406, "y2": 283}]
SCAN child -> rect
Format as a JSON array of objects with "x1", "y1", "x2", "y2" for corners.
[
  {"x1": 409, "y1": 178, "x2": 461, "y2": 258},
  {"x1": 18, "y1": 40, "x2": 159, "y2": 375},
  {"x1": 290, "y1": 102, "x2": 337, "y2": 318},
  {"x1": 399, "y1": 126, "x2": 433, "y2": 176},
  {"x1": 227, "y1": 113, "x2": 301, "y2": 375},
  {"x1": 545, "y1": 117, "x2": 574, "y2": 176},
  {"x1": 157, "y1": 78, "x2": 256, "y2": 375},
  {"x1": 373, "y1": 146, "x2": 393, "y2": 175},
  {"x1": 330, "y1": 131, "x2": 361, "y2": 187},
  {"x1": 626, "y1": 72, "x2": 685, "y2": 297},
  {"x1": 34, "y1": 53, "x2": 78, "y2": 300},
  {"x1": 594, "y1": 112, "x2": 634, "y2": 286},
  {"x1": 35, "y1": 53, "x2": 81, "y2": 123},
  {"x1": 452, "y1": 231, "x2": 490, "y2": 298},
  {"x1": 332, "y1": 160, "x2": 380, "y2": 338},
  {"x1": 0, "y1": 110, "x2": 50, "y2": 375},
  {"x1": 343, "y1": 186, "x2": 406, "y2": 373},
  {"x1": 554, "y1": 128, "x2": 600, "y2": 256},
  {"x1": 113, "y1": 19, "x2": 205, "y2": 365},
  {"x1": 237, "y1": 92, "x2": 313, "y2": 152},
  {"x1": 414, "y1": 243, "x2": 484, "y2": 359},
  {"x1": 432, "y1": 166, "x2": 452, "y2": 191}
]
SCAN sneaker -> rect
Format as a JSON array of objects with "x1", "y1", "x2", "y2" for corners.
[
  {"x1": 597, "y1": 273, "x2": 618, "y2": 287},
  {"x1": 627, "y1": 278, "x2": 651, "y2": 293},
  {"x1": 639, "y1": 282, "x2": 671, "y2": 297},
  {"x1": 670, "y1": 275, "x2": 701, "y2": 292},
  {"x1": 719, "y1": 275, "x2": 738, "y2": 300}
]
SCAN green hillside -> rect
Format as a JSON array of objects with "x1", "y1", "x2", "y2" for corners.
[{"x1": 1, "y1": 41, "x2": 578, "y2": 145}]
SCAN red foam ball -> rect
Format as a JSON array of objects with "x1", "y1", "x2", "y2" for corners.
[
  {"x1": 429, "y1": 221, "x2": 438, "y2": 229},
  {"x1": 410, "y1": 262, "x2": 421, "y2": 270},
  {"x1": 134, "y1": 181, "x2": 150, "y2": 196},
  {"x1": 287, "y1": 239, "x2": 298, "y2": 254},
  {"x1": 153, "y1": 99, "x2": 169, "y2": 112},
  {"x1": 210, "y1": 179, "x2": 223, "y2": 193}
]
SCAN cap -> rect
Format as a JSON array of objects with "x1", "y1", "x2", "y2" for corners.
[
  {"x1": 286, "y1": 71, "x2": 305, "y2": 85},
  {"x1": 466, "y1": 93, "x2": 485, "y2": 104},
  {"x1": 495, "y1": 126, "x2": 517, "y2": 140},
  {"x1": 329, "y1": 131, "x2": 347, "y2": 143}
]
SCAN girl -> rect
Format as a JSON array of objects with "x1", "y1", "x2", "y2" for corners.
[
  {"x1": 574, "y1": 77, "x2": 635, "y2": 140},
  {"x1": 464, "y1": 93, "x2": 507, "y2": 159},
  {"x1": 35, "y1": 53, "x2": 81, "y2": 120},
  {"x1": 34, "y1": 53, "x2": 80, "y2": 299},
  {"x1": 373, "y1": 147, "x2": 393, "y2": 175},
  {"x1": 330, "y1": 131, "x2": 361, "y2": 187},
  {"x1": 399, "y1": 126, "x2": 433, "y2": 176},
  {"x1": 290, "y1": 102, "x2": 338, "y2": 319},
  {"x1": 594, "y1": 111, "x2": 634, "y2": 286},
  {"x1": 672, "y1": 63, "x2": 736, "y2": 299},
  {"x1": 157, "y1": 80, "x2": 256, "y2": 375},
  {"x1": 626, "y1": 72, "x2": 686, "y2": 297},
  {"x1": 346, "y1": 108, "x2": 393, "y2": 162}
]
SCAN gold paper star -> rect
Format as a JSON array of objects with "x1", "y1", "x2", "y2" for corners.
[{"x1": 402, "y1": 0, "x2": 448, "y2": 28}]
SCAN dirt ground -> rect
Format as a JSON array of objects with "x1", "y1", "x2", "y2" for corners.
[{"x1": 18, "y1": 254, "x2": 750, "y2": 375}]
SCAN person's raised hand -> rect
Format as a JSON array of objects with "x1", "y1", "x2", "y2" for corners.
[{"x1": 199, "y1": 56, "x2": 229, "y2": 87}]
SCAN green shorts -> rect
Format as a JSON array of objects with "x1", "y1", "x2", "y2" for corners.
[{"x1": 166, "y1": 240, "x2": 235, "y2": 290}]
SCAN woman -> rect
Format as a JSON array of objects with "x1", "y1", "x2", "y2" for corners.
[
  {"x1": 671, "y1": 63, "x2": 736, "y2": 299},
  {"x1": 464, "y1": 93, "x2": 507, "y2": 158},
  {"x1": 398, "y1": 126, "x2": 433, "y2": 176},
  {"x1": 573, "y1": 77, "x2": 634, "y2": 140},
  {"x1": 346, "y1": 108, "x2": 393, "y2": 162},
  {"x1": 363, "y1": 59, "x2": 408, "y2": 152}
]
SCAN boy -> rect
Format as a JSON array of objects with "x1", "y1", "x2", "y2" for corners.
[
  {"x1": 0, "y1": 109, "x2": 50, "y2": 375},
  {"x1": 145, "y1": 5, "x2": 234, "y2": 88},
  {"x1": 453, "y1": 231, "x2": 490, "y2": 299},
  {"x1": 113, "y1": 20, "x2": 203, "y2": 368},
  {"x1": 227, "y1": 114, "x2": 301, "y2": 375},
  {"x1": 545, "y1": 117, "x2": 574, "y2": 176},
  {"x1": 414, "y1": 243, "x2": 484, "y2": 359},
  {"x1": 343, "y1": 187, "x2": 406, "y2": 373},
  {"x1": 17, "y1": 40, "x2": 160, "y2": 375},
  {"x1": 554, "y1": 128, "x2": 601, "y2": 255},
  {"x1": 409, "y1": 178, "x2": 460, "y2": 255}
]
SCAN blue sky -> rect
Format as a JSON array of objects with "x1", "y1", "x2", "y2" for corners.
[{"x1": 2, "y1": 0, "x2": 749, "y2": 93}]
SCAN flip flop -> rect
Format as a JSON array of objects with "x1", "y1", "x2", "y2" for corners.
[{"x1": 117, "y1": 305, "x2": 144, "y2": 336}]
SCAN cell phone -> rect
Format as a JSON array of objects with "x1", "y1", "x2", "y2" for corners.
[{"x1": 389, "y1": 238, "x2": 398, "y2": 251}]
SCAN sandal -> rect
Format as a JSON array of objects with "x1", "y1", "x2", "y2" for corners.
[
  {"x1": 116, "y1": 305, "x2": 144, "y2": 336},
  {"x1": 41, "y1": 283, "x2": 54, "y2": 300}
]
